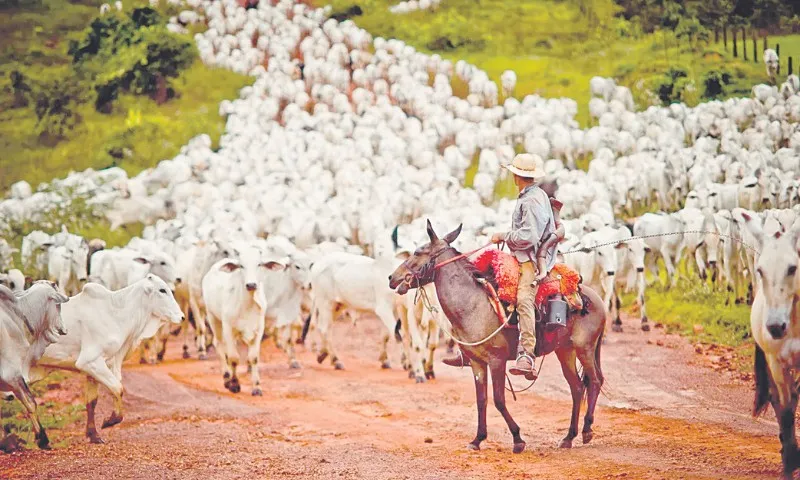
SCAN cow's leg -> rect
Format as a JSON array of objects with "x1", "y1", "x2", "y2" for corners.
[
  {"x1": 278, "y1": 323, "x2": 301, "y2": 369},
  {"x1": 403, "y1": 301, "x2": 426, "y2": 382},
  {"x1": 247, "y1": 330, "x2": 263, "y2": 396},
  {"x1": 84, "y1": 377, "x2": 103, "y2": 444},
  {"x1": 315, "y1": 304, "x2": 342, "y2": 369},
  {"x1": 207, "y1": 312, "x2": 229, "y2": 379},
  {"x1": 221, "y1": 320, "x2": 241, "y2": 393},
  {"x1": 156, "y1": 326, "x2": 169, "y2": 362},
  {"x1": 555, "y1": 348, "x2": 583, "y2": 449},
  {"x1": 424, "y1": 312, "x2": 440, "y2": 379},
  {"x1": 488, "y1": 358, "x2": 525, "y2": 453},
  {"x1": 9, "y1": 377, "x2": 48, "y2": 449},
  {"x1": 637, "y1": 270, "x2": 649, "y2": 331},
  {"x1": 189, "y1": 295, "x2": 208, "y2": 360},
  {"x1": 374, "y1": 302, "x2": 397, "y2": 370},
  {"x1": 694, "y1": 248, "x2": 707, "y2": 282},
  {"x1": 468, "y1": 360, "x2": 489, "y2": 451},
  {"x1": 661, "y1": 248, "x2": 677, "y2": 288},
  {"x1": 78, "y1": 358, "x2": 125, "y2": 430},
  {"x1": 180, "y1": 303, "x2": 192, "y2": 359}
]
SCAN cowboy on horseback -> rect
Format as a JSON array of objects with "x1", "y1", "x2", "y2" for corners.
[{"x1": 442, "y1": 153, "x2": 559, "y2": 380}]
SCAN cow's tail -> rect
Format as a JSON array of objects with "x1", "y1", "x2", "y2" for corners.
[{"x1": 753, "y1": 344, "x2": 772, "y2": 417}]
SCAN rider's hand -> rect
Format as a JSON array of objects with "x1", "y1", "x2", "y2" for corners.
[
  {"x1": 490, "y1": 232, "x2": 506, "y2": 244},
  {"x1": 534, "y1": 272, "x2": 547, "y2": 283}
]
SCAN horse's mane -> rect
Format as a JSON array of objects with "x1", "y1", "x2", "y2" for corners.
[{"x1": 446, "y1": 246, "x2": 492, "y2": 286}]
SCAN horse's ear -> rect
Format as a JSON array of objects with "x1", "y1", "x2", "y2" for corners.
[
  {"x1": 390, "y1": 225, "x2": 399, "y2": 250},
  {"x1": 443, "y1": 224, "x2": 462, "y2": 244},
  {"x1": 426, "y1": 219, "x2": 438, "y2": 242}
]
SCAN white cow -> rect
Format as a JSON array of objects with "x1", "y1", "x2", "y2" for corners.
[
  {"x1": 0, "y1": 239, "x2": 16, "y2": 271},
  {"x1": 32, "y1": 275, "x2": 183, "y2": 444},
  {"x1": 188, "y1": 239, "x2": 235, "y2": 360},
  {"x1": 399, "y1": 283, "x2": 442, "y2": 383},
  {"x1": 634, "y1": 212, "x2": 684, "y2": 287},
  {"x1": 90, "y1": 248, "x2": 177, "y2": 291},
  {"x1": 203, "y1": 244, "x2": 283, "y2": 395},
  {"x1": 0, "y1": 282, "x2": 68, "y2": 449},
  {"x1": 21, "y1": 231, "x2": 54, "y2": 277},
  {"x1": 676, "y1": 208, "x2": 720, "y2": 284},
  {"x1": 0, "y1": 269, "x2": 25, "y2": 293},
  {"x1": 310, "y1": 252, "x2": 404, "y2": 370},
  {"x1": 47, "y1": 239, "x2": 89, "y2": 296},
  {"x1": 611, "y1": 226, "x2": 650, "y2": 331}
]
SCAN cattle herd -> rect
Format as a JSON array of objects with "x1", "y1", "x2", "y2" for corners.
[{"x1": 1, "y1": 0, "x2": 800, "y2": 475}]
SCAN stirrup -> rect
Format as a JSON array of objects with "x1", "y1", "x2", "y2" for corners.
[{"x1": 509, "y1": 353, "x2": 537, "y2": 381}]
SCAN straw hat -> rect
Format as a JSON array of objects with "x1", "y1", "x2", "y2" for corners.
[{"x1": 503, "y1": 153, "x2": 546, "y2": 180}]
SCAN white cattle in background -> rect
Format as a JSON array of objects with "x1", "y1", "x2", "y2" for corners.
[
  {"x1": 188, "y1": 238, "x2": 236, "y2": 360},
  {"x1": 90, "y1": 248, "x2": 177, "y2": 291},
  {"x1": 0, "y1": 239, "x2": 16, "y2": 271},
  {"x1": 675, "y1": 207, "x2": 721, "y2": 283},
  {"x1": 634, "y1": 213, "x2": 684, "y2": 288},
  {"x1": 202, "y1": 244, "x2": 282, "y2": 395},
  {"x1": 21, "y1": 231, "x2": 54, "y2": 277},
  {"x1": 47, "y1": 237, "x2": 90, "y2": 296},
  {"x1": 0, "y1": 269, "x2": 25, "y2": 293},
  {"x1": 32, "y1": 275, "x2": 183, "y2": 445},
  {"x1": 0, "y1": 282, "x2": 68, "y2": 450},
  {"x1": 309, "y1": 251, "x2": 405, "y2": 371}
]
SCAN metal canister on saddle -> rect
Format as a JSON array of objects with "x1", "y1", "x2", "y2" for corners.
[{"x1": 545, "y1": 297, "x2": 569, "y2": 330}]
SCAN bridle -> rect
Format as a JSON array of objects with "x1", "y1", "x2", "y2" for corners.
[{"x1": 398, "y1": 242, "x2": 494, "y2": 291}]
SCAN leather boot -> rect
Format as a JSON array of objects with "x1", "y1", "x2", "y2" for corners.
[
  {"x1": 441, "y1": 350, "x2": 471, "y2": 367},
  {"x1": 508, "y1": 353, "x2": 537, "y2": 381}
]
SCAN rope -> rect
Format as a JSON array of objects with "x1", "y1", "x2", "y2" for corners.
[
  {"x1": 415, "y1": 282, "x2": 511, "y2": 347},
  {"x1": 558, "y1": 229, "x2": 761, "y2": 256}
]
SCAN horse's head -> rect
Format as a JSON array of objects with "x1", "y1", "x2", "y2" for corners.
[{"x1": 388, "y1": 220, "x2": 462, "y2": 295}]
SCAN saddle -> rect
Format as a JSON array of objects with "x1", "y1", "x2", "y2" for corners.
[{"x1": 470, "y1": 249, "x2": 590, "y2": 357}]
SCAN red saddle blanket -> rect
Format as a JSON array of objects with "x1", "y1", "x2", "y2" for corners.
[{"x1": 470, "y1": 249, "x2": 581, "y2": 308}]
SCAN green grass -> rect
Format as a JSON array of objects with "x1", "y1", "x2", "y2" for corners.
[
  {"x1": 1, "y1": 372, "x2": 85, "y2": 450},
  {"x1": 316, "y1": 0, "x2": 766, "y2": 125},
  {"x1": 0, "y1": 0, "x2": 251, "y2": 192},
  {"x1": 769, "y1": 35, "x2": 800, "y2": 70}
]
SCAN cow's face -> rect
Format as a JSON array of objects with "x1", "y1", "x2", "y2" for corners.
[
  {"x1": 144, "y1": 275, "x2": 183, "y2": 325},
  {"x1": 72, "y1": 241, "x2": 90, "y2": 282}
]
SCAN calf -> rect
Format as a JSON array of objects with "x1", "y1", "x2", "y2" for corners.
[
  {"x1": 0, "y1": 282, "x2": 68, "y2": 449},
  {"x1": 32, "y1": 275, "x2": 183, "y2": 444}
]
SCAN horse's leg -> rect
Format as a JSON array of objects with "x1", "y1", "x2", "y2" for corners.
[
  {"x1": 577, "y1": 339, "x2": 603, "y2": 445},
  {"x1": 467, "y1": 360, "x2": 489, "y2": 451},
  {"x1": 488, "y1": 359, "x2": 525, "y2": 453},
  {"x1": 556, "y1": 348, "x2": 583, "y2": 449}
]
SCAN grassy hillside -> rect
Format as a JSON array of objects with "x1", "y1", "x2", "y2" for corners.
[
  {"x1": 315, "y1": 0, "x2": 768, "y2": 124},
  {"x1": 0, "y1": 0, "x2": 250, "y2": 192}
]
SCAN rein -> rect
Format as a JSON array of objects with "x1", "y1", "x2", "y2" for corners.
[{"x1": 407, "y1": 242, "x2": 512, "y2": 348}]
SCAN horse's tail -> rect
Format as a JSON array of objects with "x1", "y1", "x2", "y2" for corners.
[
  {"x1": 753, "y1": 344, "x2": 772, "y2": 417},
  {"x1": 582, "y1": 329, "x2": 605, "y2": 399}
]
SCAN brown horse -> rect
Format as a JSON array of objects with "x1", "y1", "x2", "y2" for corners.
[{"x1": 388, "y1": 220, "x2": 606, "y2": 452}]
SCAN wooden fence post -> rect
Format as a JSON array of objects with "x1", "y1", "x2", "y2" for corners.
[
  {"x1": 763, "y1": 36, "x2": 767, "y2": 52},
  {"x1": 733, "y1": 29, "x2": 738, "y2": 57},
  {"x1": 790, "y1": 56, "x2": 794, "y2": 76},
  {"x1": 743, "y1": 28, "x2": 748, "y2": 61},
  {"x1": 723, "y1": 26, "x2": 728, "y2": 50},
  {"x1": 714, "y1": 29, "x2": 719, "y2": 44},
  {"x1": 777, "y1": 44, "x2": 781, "y2": 74},
  {"x1": 753, "y1": 36, "x2": 758, "y2": 63}
]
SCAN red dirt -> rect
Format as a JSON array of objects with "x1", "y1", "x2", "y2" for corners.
[{"x1": 0, "y1": 314, "x2": 785, "y2": 479}]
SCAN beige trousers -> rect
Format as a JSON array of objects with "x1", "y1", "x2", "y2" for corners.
[{"x1": 517, "y1": 261, "x2": 538, "y2": 356}]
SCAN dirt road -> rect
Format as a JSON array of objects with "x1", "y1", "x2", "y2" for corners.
[{"x1": 0, "y1": 314, "x2": 784, "y2": 479}]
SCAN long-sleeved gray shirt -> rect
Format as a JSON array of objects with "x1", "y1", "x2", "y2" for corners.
[{"x1": 504, "y1": 184, "x2": 557, "y2": 270}]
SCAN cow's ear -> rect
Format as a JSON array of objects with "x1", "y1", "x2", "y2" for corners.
[
  {"x1": 219, "y1": 262, "x2": 242, "y2": 272},
  {"x1": 614, "y1": 242, "x2": 627, "y2": 250},
  {"x1": 133, "y1": 257, "x2": 150, "y2": 265},
  {"x1": 261, "y1": 261, "x2": 285, "y2": 271}
]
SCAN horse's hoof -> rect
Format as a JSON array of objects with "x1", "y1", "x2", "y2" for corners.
[
  {"x1": 251, "y1": 387, "x2": 263, "y2": 396},
  {"x1": 36, "y1": 433, "x2": 51, "y2": 450},
  {"x1": 425, "y1": 371, "x2": 435, "y2": 380},
  {"x1": 582, "y1": 431, "x2": 594, "y2": 444},
  {"x1": 415, "y1": 376, "x2": 425, "y2": 384},
  {"x1": 641, "y1": 322, "x2": 650, "y2": 332},
  {"x1": 101, "y1": 413, "x2": 123, "y2": 429},
  {"x1": 467, "y1": 443, "x2": 480, "y2": 451},
  {"x1": 88, "y1": 435, "x2": 105, "y2": 445},
  {"x1": 182, "y1": 350, "x2": 191, "y2": 359},
  {"x1": 317, "y1": 352, "x2": 328, "y2": 364},
  {"x1": 334, "y1": 361, "x2": 345, "y2": 370},
  {"x1": 289, "y1": 360, "x2": 301, "y2": 369},
  {"x1": 559, "y1": 438, "x2": 573, "y2": 449},
  {"x1": 513, "y1": 442, "x2": 526, "y2": 454},
  {"x1": 381, "y1": 360, "x2": 391, "y2": 370},
  {"x1": 198, "y1": 352, "x2": 208, "y2": 361},
  {"x1": 611, "y1": 323, "x2": 623, "y2": 333}
]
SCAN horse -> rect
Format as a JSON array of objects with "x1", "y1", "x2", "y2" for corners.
[
  {"x1": 741, "y1": 211, "x2": 800, "y2": 479},
  {"x1": 388, "y1": 220, "x2": 606, "y2": 452}
]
